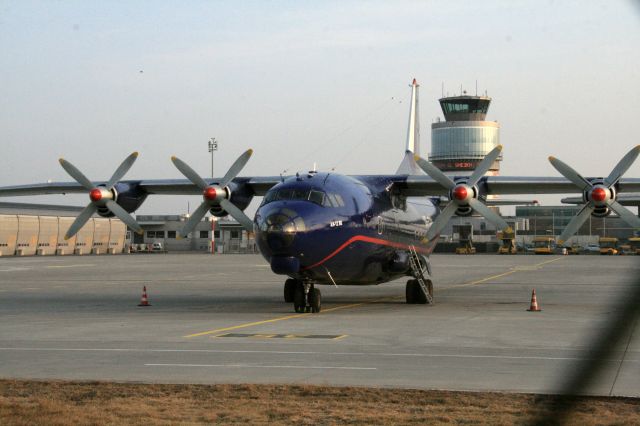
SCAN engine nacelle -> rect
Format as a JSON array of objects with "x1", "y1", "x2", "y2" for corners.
[
  {"x1": 209, "y1": 179, "x2": 254, "y2": 218},
  {"x1": 455, "y1": 205, "x2": 474, "y2": 217},
  {"x1": 591, "y1": 206, "x2": 611, "y2": 218},
  {"x1": 96, "y1": 182, "x2": 148, "y2": 218}
]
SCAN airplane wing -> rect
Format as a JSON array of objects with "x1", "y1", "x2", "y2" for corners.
[
  {"x1": 2, "y1": 144, "x2": 639, "y2": 243},
  {"x1": 0, "y1": 149, "x2": 283, "y2": 238},
  {"x1": 0, "y1": 177, "x2": 283, "y2": 198},
  {"x1": 398, "y1": 175, "x2": 640, "y2": 197},
  {"x1": 562, "y1": 193, "x2": 640, "y2": 206}
]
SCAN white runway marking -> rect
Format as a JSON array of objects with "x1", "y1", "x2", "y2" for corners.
[
  {"x1": 145, "y1": 363, "x2": 376, "y2": 370},
  {"x1": 0, "y1": 347, "x2": 636, "y2": 363},
  {"x1": 46, "y1": 264, "x2": 95, "y2": 269},
  {"x1": 0, "y1": 267, "x2": 31, "y2": 272}
]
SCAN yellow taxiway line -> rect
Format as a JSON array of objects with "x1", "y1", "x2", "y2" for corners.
[
  {"x1": 185, "y1": 256, "x2": 566, "y2": 338},
  {"x1": 184, "y1": 301, "x2": 368, "y2": 338},
  {"x1": 444, "y1": 256, "x2": 565, "y2": 289}
]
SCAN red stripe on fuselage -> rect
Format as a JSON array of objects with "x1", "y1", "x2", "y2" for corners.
[{"x1": 302, "y1": 235, "x2": 431, "y2": 271}]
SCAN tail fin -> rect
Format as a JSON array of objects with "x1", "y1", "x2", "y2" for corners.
[{"x1": 396, "y1": 78, "x2": 424, "y2": 175}]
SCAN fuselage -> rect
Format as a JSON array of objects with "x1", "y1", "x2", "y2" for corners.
[{"x1": 254, "y1": 172, "x2": 439, "y2": 285}]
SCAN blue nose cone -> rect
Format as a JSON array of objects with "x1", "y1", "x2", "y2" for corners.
[
  {"x1": 270, "y1": 256, "x2": 300, "y2": 275},
  {"x1": 256, "y1": 205, "x2": 306, "y2": 256}
]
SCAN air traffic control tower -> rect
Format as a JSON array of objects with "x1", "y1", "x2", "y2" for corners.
[{"x1": 429, "y1": 94, "x2": 501, "y2": 176}]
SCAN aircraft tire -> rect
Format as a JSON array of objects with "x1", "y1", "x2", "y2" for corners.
[
  {"x1": 406, "y1": 279, "x2": 417, "y2": 304},
  {"x1": 293, "y1": 287, "x2": 306, "y2": 313},
  {"x1": 284, "y1": 279, "x2": 297, "y2": 303},
  {"x1": 414, "y1": 281, "x2": 427, "y2": 304},
  {"x1": 309, "y1": 288, "x2": 322, "y2": 313}
]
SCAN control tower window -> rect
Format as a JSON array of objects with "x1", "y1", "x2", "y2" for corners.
[{"x1": 442, "y1": 99, "x2": 489, "y2": 115}]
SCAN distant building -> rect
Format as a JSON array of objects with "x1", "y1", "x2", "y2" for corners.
[
  {"x1": 0, "y1": 202, "x2": 126, "y2": 256},
  {"x1": 515, "y1": 205, "x2": 635, "y2": 242},
  {"x1": 136, "y1": 215, "x2": 256, "y2": 253}
]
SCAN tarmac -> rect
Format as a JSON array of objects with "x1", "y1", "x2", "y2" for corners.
[{"x1": 0, "y1": 252, "x2": 638, "y2": 396}]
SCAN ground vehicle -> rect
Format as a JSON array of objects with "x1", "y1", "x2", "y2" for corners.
[
  {"x1": 628, "y1": 237, "x2": 640, "y2": 255},
  {"x1": 455, "y1": 241, "x2": 476, "y2": 254},
  {"x1": 533, "y1": 236, "x2": 556, "y2": 254},
  {"x1": 497, "y1": 227, "x2": 517, "y2": 254},
  {"x1": 618, "y1": 243, "x2": 633, "y2": 255},
  {"x1": 454, "y1": 225, "x2": 476, "y2": 254},
  {"x1": 567, "y1": 244, "x2": 582, "y2": 255},
  {"x1": 598, "y1": 237, "x2": 618, "y2": 255},
  {"x1": 151, "y1": 242, "x2": 163, "y2": 252},
  {"x1": 584, "y1": 243, "x2": 600, "y2": 253}
]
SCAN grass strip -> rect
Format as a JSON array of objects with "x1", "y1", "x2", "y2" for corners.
[{"x1": 1, "y1": 379, "x2": 638, "y2": 425}]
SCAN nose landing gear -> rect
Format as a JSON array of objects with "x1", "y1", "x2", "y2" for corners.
[{"x1": 285, "y1": 279, "x2": 321, "y2": 313}]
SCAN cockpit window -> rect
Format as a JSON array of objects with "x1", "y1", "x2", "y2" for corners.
[
  {"x1": 262, "y1": 189, "x2": 278, "y2": 204},
  {"x1": 309, "y1": 190, "x2": 325, "y2": 205},
  {"x1": 323, "y1": 193, "x2": 345, "y2": 207},
  {"x1": 261, "y1": 188, "x2": 339, "y2": 208}
]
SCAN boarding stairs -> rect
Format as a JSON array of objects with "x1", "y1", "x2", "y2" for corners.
[{"x1": 408, "y1": 245, "x2": 433, "y2": 304}]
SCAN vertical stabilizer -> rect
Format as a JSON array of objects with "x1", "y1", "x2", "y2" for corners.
[
  {"x1": 406, "y1": 78, "x2": 420, "y2": 156},
  {"x1": 397, "y1": 79, "x2": 425, "y2": 175}
]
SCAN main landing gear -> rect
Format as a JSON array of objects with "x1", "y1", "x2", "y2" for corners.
[
  {"x1": 406, "y1": 246, "x2": 434, "y2": 305},
  {"x1": 284, "y1": 279, "x2": 321, "y2": 313},
  {"x1": 406, "y1": 278, "x2": 433, "y2": 304}
]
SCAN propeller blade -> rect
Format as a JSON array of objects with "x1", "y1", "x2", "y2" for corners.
[
  {"x1": 426, "y1": 202, "x2": 458, "y2": 241},
  {"x1": 220, "y1": 198, "x2": 254, "y2": 232},
  {"x1": 414, "y1": 155, "x2": 456, "y2": 189},
  {"x1": 556, "y1": 203, "x2": 594, "y2": 246},
  {"x1": 64, "y1": 203, "x2": 97, "y2": 240},
  {"x1": 105, "y1": 200, "x2": 143, "y2": 234},
  {"x1": 548, "y1": 156, "x2": 592, "y2": 191},
  {"x1": 171, "y1": 156, "x2": 208, "y2": 190},
  {"x1": 219, "y1": 149, "x2": 253, "y2": 188},
  {"x1": 467, "y1": 198, "x2": 509, "y2": 231},
  {"x1": 59, "y1": 158, "x2": 94, "y2": 191},
  {"x1": 467, "y1": 145, "x2": 503, "y2": 187},
  {"x1": 608, "y1": 199, "x2": 640, "y2": 229},
  {"x1": 106, "y1": 152, "x2": 139, "y2": 189},
  {"x1": 179, "y1": 202, "x2": 210, "y2": 238},
  {"x1": 605, "y1": 145, "x2": 640, "y2": 187}
]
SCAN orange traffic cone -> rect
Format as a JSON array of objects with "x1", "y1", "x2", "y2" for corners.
[
  {"x1": 527, "y1": 289, "x2": 541, "y2": 312},
  {"x1": 138, "y1": 286, "x2": 151, "y2": 307}
]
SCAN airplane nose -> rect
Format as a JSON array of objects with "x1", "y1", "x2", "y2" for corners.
[{"x1": 258, "y1": 208, "x2": 306, "y2": 252}]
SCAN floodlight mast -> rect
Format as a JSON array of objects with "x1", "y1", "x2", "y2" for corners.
[
  {"x1": 208, "y1": 137, "x2": 218, "y2": 178},
  {"x1": 207, "y1": 138, "x2": 219, "y2": 255}
]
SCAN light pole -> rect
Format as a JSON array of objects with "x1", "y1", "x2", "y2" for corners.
[
  {"x1": 208, "y1": 137, "x2": 218, "y2": 178},
  {"x1": 208, "y1": 138, "x2": 218, "y2": 254}
]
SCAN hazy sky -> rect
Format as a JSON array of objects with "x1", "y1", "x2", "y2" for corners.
[{"x1": 1, "y1": 1, "x2": 639, "y2": 215}]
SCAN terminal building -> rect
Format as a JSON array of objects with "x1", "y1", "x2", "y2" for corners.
[{"x1": 0, "y1": 202, "x2": 126, "y2": 256}]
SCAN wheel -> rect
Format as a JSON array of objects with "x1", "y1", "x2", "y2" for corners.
[
  {"x1": 293, "y1": 286, "x2": 305, "y2": 313},
  {"x1": 406, "y1": 279, "x2": 433, "y2": 305},
  {"x1": 406, "y1": 279, "x2": 417, "y2": 304},
  {"x1": 309, "y1": 288, "x2": 322, "y2": 313},
  {"x1": 414, "y1": 281, "x2": 427, "y2": 304},
  {"x1": 424, "y1": 279, "x2": 434, "y2": 305},
  {"x1": 284, "y1": 279, "x2": 297, "y2": 303}
]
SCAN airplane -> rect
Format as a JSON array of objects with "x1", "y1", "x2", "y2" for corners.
[{"x1": 1, "y1": 79, "x2": 639, "y2": 314}]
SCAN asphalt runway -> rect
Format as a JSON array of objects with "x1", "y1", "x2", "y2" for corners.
[{"x1": 0, "y1": 253, "x2": 638, "y2": 396}]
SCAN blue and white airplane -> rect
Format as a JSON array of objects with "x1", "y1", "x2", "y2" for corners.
[{"x1": 2, "y1": 80, "x2": 639, "y2": 313}]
